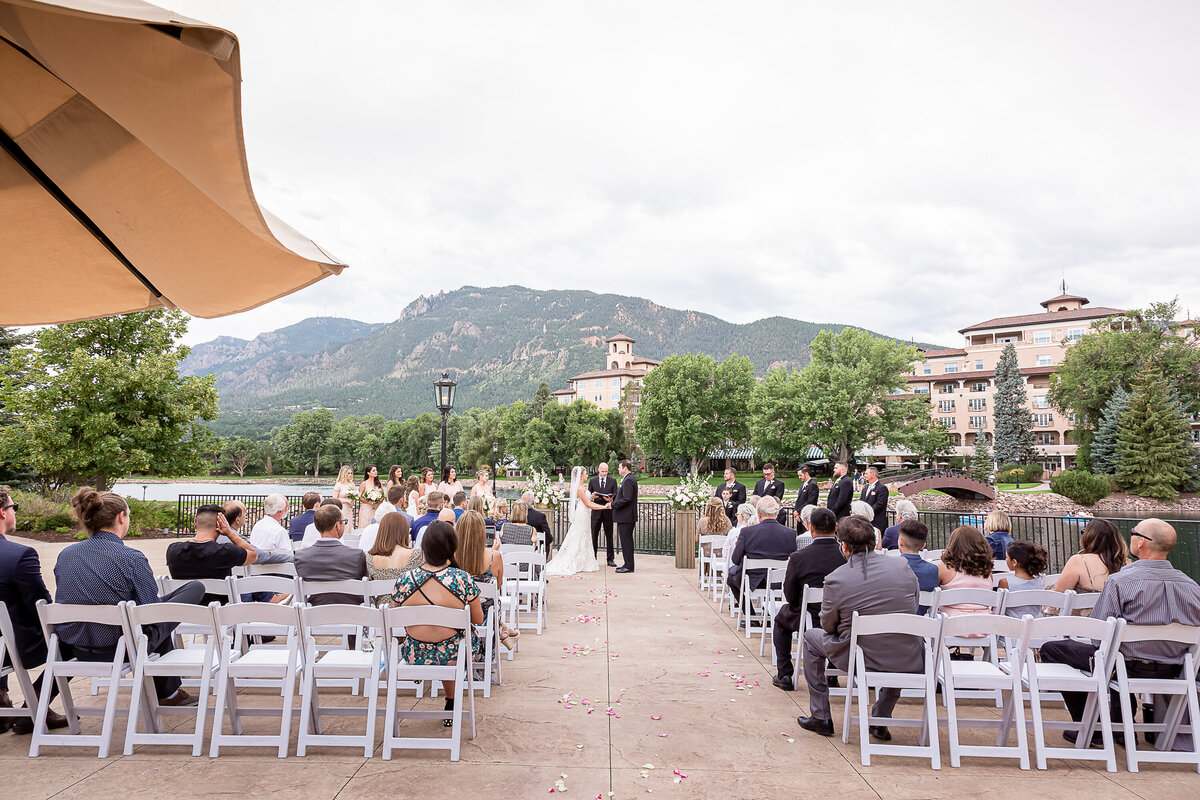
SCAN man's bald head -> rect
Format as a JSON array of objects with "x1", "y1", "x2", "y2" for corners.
[{"x1": 1135, "y1": 518, "x2": 1176, "y2": 556}]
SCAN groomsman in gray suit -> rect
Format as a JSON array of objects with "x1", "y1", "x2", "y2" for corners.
[{"x1": 796, "y1": 516, "x2": 922, "y2": 741}]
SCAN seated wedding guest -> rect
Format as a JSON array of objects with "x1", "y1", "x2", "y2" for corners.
[
  {"x1": 698, "y1": 498, "x2": 731, "y2": 582},
  {"x1": 55, "y1": 488, "x2": 204, "y2": 707},
  {"x1": 454, "y1": 511, "x2": 519, "y2": 649},
  {"x1": 936, "y1": 526, "x2": 995, "y2": 618},
  {"x1": 294, "y1": 504, "x2": 369, "y2": 605},
  {"x1": 881, "y1": 499, "x2": 919, "y2": 550},
  {"x1": 215, "y1": 499, "x2": 246, "y2": 544},
  {"x1": 897, "y1": 519, "x2": 938, "y2": 614},
  {"x1": 299, "y1": 498, "x2": 351, "y2": 549},
  {"x1": 850, "y1": 500, "x2": 882, "y2": 550},
  {"x1": 501, "y1": 501, "x2": 537, "y2": 548},
  {"x1": 437, "y1": 508, "x2": 457, "y2": 524},
  {"x1": 366, "y1": 513, "x2": 425, "y2": 604},
  {"x1": 390, "y1": 521, "x2": 484, "y2": 726},
  {"x1": 728, "y1": 496, "x2": 796, "y2": 618},
  {"x1": 797, "y1": 516, "x2": 921, "y2": 739},
  {"x1": 411, "y1": 491, "x2": 444, "y2": 544},
  {"x1": 998, "y1": 541, "x2": 1049, "y2": 618},
  {"x1": 772, "y1": 507, "x2": 844, "y2": 691},
  {"x1": 167, "y1": 505, "x2": 257, "y2": 604},
  {"x1": 452, "y1": 491, "x2": 468, "y2": 521},
  {"x1": 288, "y1": 492, "x2": 321, "y2": 542},
  {"x1": 795, "y1": 505, "x2": 816, "y2": 551},
  {"x1": 249, "y1": 494, "x2": 292, "y2": 553},
  {"x1": 983, "y1": 510, "x2": 1014, "y2": 561},
  {"x1": 1042, "y1": 519, "x2": 1200, "y2": 746},
  {"x1": 494, "y1": 498, "x2": 509, "y2": 528},
  {"x1": 0, "y1": 485, "x2": 69, "y2": 732},
  {"x1": 1053, "y1": 518, "x2": 1126, "y2": 596},
  {"x1": 520, "y1": 491, "x2": 553, "y2": 555},
  {"x1": 723, "y1": 503, "x2": 757, "y2": 570}
]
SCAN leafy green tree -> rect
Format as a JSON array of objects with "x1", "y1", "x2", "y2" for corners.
[
  {"x1": 326, "y1": 416, "x2": 370, "y2": 471},
  {"x1": 1050, "y1": 299, "x2": 1200, "y2": 431},
  {"x1": 992, "y1": 343, "x2": 1037, "y2": 466},
  {"x1": 456, "y1": 406, "x2": 508, "y2": 471},
  {"x1": 0, "y1": 310, "x2": 217, "y2": 491},
  {"x1": 222, "y1": 437, "x2": 259, "y2": 477},
  {"x1": 273, "y1": 409, "x2": 334, "y2": 477},
  {"x1": 750, "y1": 328, "x2": 924, "y2": 463},
  {"x1": 970, "y1": 434, "x2": 993, "y2": 482},
  {"x1": 531, "y1": 382, "x2": 552, "y2": 421},
  {"x1": 1116, "y1": 370, "x2": 1195, "y2": 501},
  {"x1": 548, "y1": 401, "x2": 626, "y2": 468},
  {"x1": 635, "y1": 353, "x2": 755, "y2": 474},
  {"x1": 1090, "y1": 386, "x2": 1130, "y2": 476}
]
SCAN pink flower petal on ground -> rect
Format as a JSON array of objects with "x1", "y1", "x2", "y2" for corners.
[{"x1": 650, "y1": 714, "x2": 661, "y2": 720}]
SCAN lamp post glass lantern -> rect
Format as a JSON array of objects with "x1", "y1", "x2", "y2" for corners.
[{"x1": 433, "y1": 372, "x2": 457, "y2": 480}]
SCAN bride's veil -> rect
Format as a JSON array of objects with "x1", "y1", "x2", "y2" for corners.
[{"x1": 568, "y1": 466, "x2": 585, "y2": 519}]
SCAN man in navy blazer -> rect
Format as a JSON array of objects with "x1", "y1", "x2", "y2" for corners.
[
  {"x1": 728, "y1": 496, "x2": 797, "y2": 615},
  {"x1": 825, "y1": 461, "x2": 853, "y2": 520}
]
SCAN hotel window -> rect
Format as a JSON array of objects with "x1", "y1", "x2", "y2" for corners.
[
  {"x1": 1036, "y1": 355, "x2": 1052, "y2": 367},
  {"x1": 594, "y1": 380, "x2": 602, "y2": 388},
  {"x1": 944, "y1": 363, "x2": 959, "y2": 373},
  {"x1": 1033, "y1": 395, "x2": 1050, "y2": 409},
  {"x1": 1033, "y1": 413, "x2": 1054, "y2": 427},
  {"x1": 914, "y1": 386, "x2": 930, "y2": 395},
  {"x1": 968, "y1": 415, "x2": 987, "y2": 429},
  {"x1": 936, "y1": 417, "x2": 956, "y2": 429},
  {"x1": 611, "y1": 393, "x2": 620, "y2": 401},
  {"x1": 968, "y1": 398, "x2": 986, "y2": 412},
  {"x1": 1035, "y1": 432, "x2": 1058, "y2": 445},
  {"x1": 1068, "y1": 328, "x2": 1084, "y2": 342},
  {"x1": 940, "y1": 383, "x2": 956, "y2": 394},
  {"x1": 611, "y1": 378, "x2": 620, "y2": 387},
  {"x1": 1191, "y1": 430, "x2": 1200, "y2": 443},
  {"x1": 971, "y1": 381, "x2": 988, "y2": 393},
  {"x1": 997, "y1": 334, "x2": 1019, "y2": 343},
  {"x1": 1033, "y1": 331, "x2": 1052, "y2": 344},
  {"x1": 938, "y1": 400, "x2": 955, "y2": 413},
  {"x1": 974, "y1": 360, "x2": 984, "y2": 371},
  {"x1": 923, "y1": 365, "x2": 931, "y2": 375}
]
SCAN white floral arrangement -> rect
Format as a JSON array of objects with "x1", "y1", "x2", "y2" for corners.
[
  {"x1": 527, "y1": 468, "x2": 567, "y2": 508},
  {"x1": 667, "y1": 472, "x2": 713, "y2": 511},
  {"x1": 482, "y1": 493, "x2": 502, "y2": 518},
  {"x1": 361, "y1": 487, "x2": 385, "y2": 505},
  {"x1": 343, "y1": 488, "x2": 361, "y2": 502}
]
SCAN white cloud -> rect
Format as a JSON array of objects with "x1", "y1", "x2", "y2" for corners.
[{"x1": 166, "y1": 0, "x2": 1200, "y2": 347}]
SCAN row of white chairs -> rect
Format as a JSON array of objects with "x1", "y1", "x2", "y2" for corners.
[
  {"x1": 7, "y1": 599, "x2": 478, "y2": 760},
  {"x1": 839, "y1": 611, "x2": 1200, "y2": 773}
]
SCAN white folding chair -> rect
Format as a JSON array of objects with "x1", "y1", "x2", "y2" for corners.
[
  {"x1": 1066, "y1": 591, "x2": 1100, "y2": 616},
  {"x1": 930, "y1": 587, "x2": 1006, "y2": 704},
  {"x1": 697, "y1": 534, "x2": 724, "y2": 592},
  {"x1": 297, "y1": 604, "x2": 385, "y2": 757},
  {"x1": 791, "y1": 584, "x2": 847, "y2": 696},
  {"x1": 1041, "y1": 573, "x2": 1061, "y2": 589},
  {"x1": 122, "y1": 601, "x2": 223, "y2": 756},
  {"x1": 1000, "y1": 589, "x2": 1071, "y2": 619},
  {"x1": 156, "y1": 576, "x2": 237, "y2": 645},
  {"x1": 209, "y1": 603, "x2": 303, "y2": 758},
  {"x1": 229, "y1": 574, "x2": 300, "y2": 651},
  {"x1": 0, "y1": 601, "x2": 37, "y2": 731},
  {"x1": 30, "y1": 600, "x2": 149, "y2": 758},
  {"x1": 296, "y1": 578, "x2": 371, "y2": 693},
  {"x1": 381, "y1": 604, "x2": 476, "y2": 761},
  {"x1": 759, "y1": 565, "x2": 789, "y2": 656},
  {"x1": 501, "y1": 550, "x2": 547, "y2": 635},
  {"x1": 1110, "y1": 623, "x2": 1200, "y2": 773},
  {"x1": 737, "y1": 558, "x2": 788, "y2": 639},
  {"x1": 938, "y1": 613, "x2": 1031, "y2": 769},
  {"x1": 499, "y1": 542, "x2": 535, "y2": 555},
  {"x1": 841, "y1": 611, "x2": 943, "y2": 769},
  {"x1": 922, "y1": 549, "x2": 943, "y2": 563},
  {"x1": 473, "y1": 583, "x2": 503, "y2": 697},
  {"x1": 709, "y1": 544, "x2": 727, "y2": 603},
  {"x1": 233, "y1": 561, "x2": 298, "y2": 578},
  {"x1": 1010, "y1": 615, "x2": 1124, "y2": 771}
]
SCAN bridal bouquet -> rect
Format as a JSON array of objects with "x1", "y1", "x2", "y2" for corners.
[
  {"x1": 667, "y1": 472, "x2": 713, "y2": 511},
  {"x1": 527, "y1": 468, "x2": 567, "y2": 508},
  {"x1": 361, "y1": 487, "x2": 385, "y2": 505},
  {"x1": 482, "y1": 493, "x2": 502, "y2": 518}
]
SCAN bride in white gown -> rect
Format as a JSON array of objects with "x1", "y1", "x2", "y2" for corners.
[{"x1": 545, "y1": 466, "x2": 606, "y2": 576}]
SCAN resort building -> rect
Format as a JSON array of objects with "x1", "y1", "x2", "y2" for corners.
[
  {"x1": 903, "y1": 289, "x2": 1124, "y2": 474},
  {"x1": 551, "y1": 333, "x2": 661, "y2": 411}
]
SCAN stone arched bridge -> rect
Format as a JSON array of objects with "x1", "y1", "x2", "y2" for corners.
[{"x1": 884, "y1": 473, "x2": 996, "y2": 501}]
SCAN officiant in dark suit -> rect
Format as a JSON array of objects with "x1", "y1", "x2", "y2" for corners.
[
  {"x1": 792, "y1": 466, "x2": 819, "y2": 532},
  {"x1": 714, "y1": 468, "x2": 746, "y2": 525},
  {"x1": 859, "y1": 466, "x2": 890, "y2": 533},
  {"x1": 825, "y1": 461, "x2": 853, "y2": 520},
  {"x1": 611, "y1": 460, "x2": 639, "y2": 573},
  {"x1": 753, "y1": 463, "x2": 787, "y2": 523},
  {"x1": 589, "y1": 462, "x2": 617, "y2": 566}
]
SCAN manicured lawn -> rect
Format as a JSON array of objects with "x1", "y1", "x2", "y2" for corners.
[{"x1": 996, "y1": 483, "x2": 1048, "y2": 491}]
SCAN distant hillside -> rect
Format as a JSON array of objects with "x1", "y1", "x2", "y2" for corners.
[{"x1": 186, "y1": 286, "x2": 941, "y2": 435}]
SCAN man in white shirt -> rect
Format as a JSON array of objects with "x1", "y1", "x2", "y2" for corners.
[{"x1": 249, "y1": 494, "x2": 292, "y2": 553}]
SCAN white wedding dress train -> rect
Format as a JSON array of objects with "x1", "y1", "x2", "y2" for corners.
[{"x1": 545, "y1": 495, "x2": 599, "y2": 576}]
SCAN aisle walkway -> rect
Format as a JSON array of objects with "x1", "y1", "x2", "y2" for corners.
[{"x1": 2, "y1": 541, "x2": 1196, "y2": 798}]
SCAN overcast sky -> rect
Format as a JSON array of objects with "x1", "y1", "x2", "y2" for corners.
[{"x1": 167, "y1": 0, "x2": 1200, "y2": 348}]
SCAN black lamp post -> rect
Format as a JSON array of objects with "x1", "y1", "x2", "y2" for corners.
[
  {"x1": 491, "y1": 441, "x2": 498, "y2": 496},
  {"x1": 433, "y1": 371, "x2": 457, "y2": 480}
]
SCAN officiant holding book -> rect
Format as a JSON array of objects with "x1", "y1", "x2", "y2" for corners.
[{"x1": 589, "y1": 462, "x2": 617, "y2": 566}]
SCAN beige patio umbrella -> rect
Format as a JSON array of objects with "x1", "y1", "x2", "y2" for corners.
[{"x1": 0, "y1": 0, "x2": 345, "y2": 325}]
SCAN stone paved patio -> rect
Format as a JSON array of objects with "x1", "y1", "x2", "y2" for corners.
[{"x1": 3, "y1": 537, "x2": 1198, "y2": 798}]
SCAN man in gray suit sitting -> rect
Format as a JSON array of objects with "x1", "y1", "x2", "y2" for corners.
[
  {"x1": 294, "y1": 504, "x2": 369, "y2": 606},
  {"x1": 796, "y1": 516, "x2": 922, "y2": 741}
]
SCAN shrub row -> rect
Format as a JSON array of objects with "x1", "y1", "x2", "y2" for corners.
[{"x1": 12, "y1": 489, "x2": 176, "y2": 534}]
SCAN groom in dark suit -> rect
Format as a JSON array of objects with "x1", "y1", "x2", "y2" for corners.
[
  {"x1": 589, "y1": 462, "x2": 617, "y2": 566},
  {"x1": 611, "y1": 460, "x2": 639, "y2": 573}
]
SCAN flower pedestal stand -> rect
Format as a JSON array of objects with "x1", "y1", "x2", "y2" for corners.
[{"x1": 674, "y1": 510, "x2": 697, "y2": 570}]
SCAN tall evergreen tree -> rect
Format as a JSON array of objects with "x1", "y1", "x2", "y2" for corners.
[
  {"x1": 1116, "y1": 370, "x2": 1194, "y2": 501},
  {"x1": 992, "y1": 343, "x2": 1037, "y2": 465},
  {"x1": 970, "y1": 433, "x2": 993, "y2": 482},
  {"x1": 1090, "y1": 385, "x2": 1130, "y2": 475}
]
